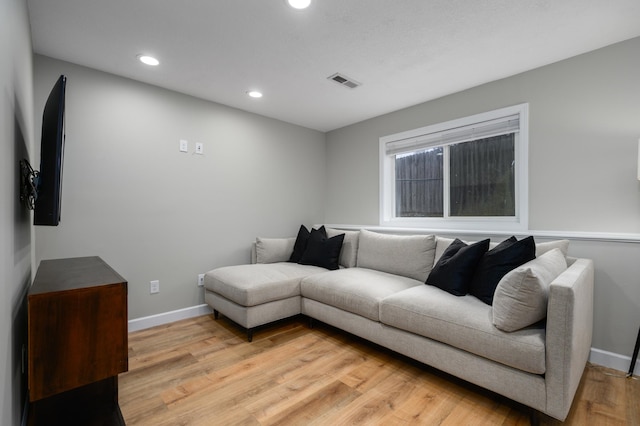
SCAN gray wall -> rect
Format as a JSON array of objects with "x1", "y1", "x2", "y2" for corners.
[
  {"x1": 34, "y1": 56, "x2": 326, "y2": 320},
  {"x1": 325, "y1": 38, "x2": 640, "y2": 358},
  {"x1": 1, "y1": 0, "x2": 35, "y2": 424}
]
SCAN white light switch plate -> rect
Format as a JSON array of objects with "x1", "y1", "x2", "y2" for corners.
[
  {"x1": 195, "y1": 142, "x2": 204, "y2": 155},
  {"x1": 180, "y1": 139, "x2": 188, "y2": 152}
]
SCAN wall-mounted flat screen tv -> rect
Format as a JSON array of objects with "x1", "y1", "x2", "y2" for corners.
[{"x1": 34, "y1": 75, "x2": 66, "y2": 226}]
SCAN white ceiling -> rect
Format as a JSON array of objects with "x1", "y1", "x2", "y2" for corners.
[{"x1": 27, "y1": 0, "x2": 640, "y2": 132}]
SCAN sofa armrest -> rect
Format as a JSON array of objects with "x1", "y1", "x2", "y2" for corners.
[{"x1": 545, "y1": 258, "x2": 594, "y2": 420}]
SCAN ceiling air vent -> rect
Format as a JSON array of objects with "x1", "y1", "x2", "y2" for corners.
[{"x1": 327, "y1": 73, "x2": 361, "y2": 89}]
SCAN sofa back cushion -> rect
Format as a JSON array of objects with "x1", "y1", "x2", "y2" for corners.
[
  {"x1": 356, "y1": 229, "x2": 436, "y2": 281},
  {"x1": 327, "y1": 228, "x2": 360, "y2": 268},
  {"x1": 255, "y1": 237, "x2": 296, "y2": 264},
  {"x1": 536, "y1": 239, "x2": 570, "y2": 257}
]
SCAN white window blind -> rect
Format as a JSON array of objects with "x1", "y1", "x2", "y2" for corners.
[{"x1": 385, "y1": 114, "x2": 520, "y2": 157}]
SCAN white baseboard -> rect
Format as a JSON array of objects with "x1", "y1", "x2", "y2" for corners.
[
  {"x1": 590, "y1": 347, "x2": 639, "y2": 376},
  {"x1": 128, "y1": 305, "x2": 639, "y2": 376},
  {"x1": 128, "y1": 304, "x2": 213, "y2": 332}
]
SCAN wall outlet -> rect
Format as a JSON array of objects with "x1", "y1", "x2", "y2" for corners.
[
  {"x1": 179, "y1": 139, "x2": 188, "y2": 153},
  {"x1": 198, "y1": 274, "x2": 205, "y2": 287},
  {"x1": 150, "y1": 280, "x2": 160, "y2": 294},
  {"x1": 195, "y1": 142, "x2": 204, "y2": 155}
]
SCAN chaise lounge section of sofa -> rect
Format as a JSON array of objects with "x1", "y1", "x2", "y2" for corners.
[{"x1": 204, "y1": 227, "x2": 594, "y2": 421}]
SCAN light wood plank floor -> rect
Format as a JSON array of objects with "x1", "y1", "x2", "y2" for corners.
[{"x1": 119, "y1": 315, "x2": 640, "y2": 425}]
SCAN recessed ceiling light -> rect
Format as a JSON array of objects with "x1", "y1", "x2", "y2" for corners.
[
  {"x1": 287, "y1": 0, "x2": 311, "y2": 9},
  {"x1": 247, "y1": 91, "x2": 263, "y2": 98},
  {"x1": 137, "y1": 55, "x2": 159, "y2": 66}
]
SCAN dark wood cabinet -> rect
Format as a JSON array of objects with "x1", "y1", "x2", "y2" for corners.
[{"x1": 28, "y1": 256, "x2": 128, "y2": 425}]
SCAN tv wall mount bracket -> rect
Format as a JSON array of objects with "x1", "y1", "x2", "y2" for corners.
[{"x1": 20, "y1": 159, "x2": 39, "y2": 210}]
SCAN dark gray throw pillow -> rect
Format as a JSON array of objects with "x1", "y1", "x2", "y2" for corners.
[
  {"x1": 469, "y1": 235, "x2": 536, "y2": 305},
  {"x1": 299, "y1": 230, "x2": 344, "y2": 270},
  {"x1": 288, "y1": 225, "x2": 326, "y2": 263},
  {"x1": 426, "y1": 238, "x2": 490, "y2": 296}
]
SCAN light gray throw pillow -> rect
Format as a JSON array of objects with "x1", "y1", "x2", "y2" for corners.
[
  {"x1": 356, "y1": 229, "x2": 436, "y2": 282},
  {"x1": 492, "y1": 248, "x2": 567, "y2": 332}
]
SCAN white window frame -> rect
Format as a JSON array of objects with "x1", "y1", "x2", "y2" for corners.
[{"x1": 380, "y1": 103, "x2": 529, "y2": 231}]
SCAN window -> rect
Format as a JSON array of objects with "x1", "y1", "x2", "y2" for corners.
[{"x1": 380, "y1": 104, "x2": 528, "y2": 231}]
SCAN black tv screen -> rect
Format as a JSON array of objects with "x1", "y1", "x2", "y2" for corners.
[{"x1": 34, "y1": 75, "x2": 66, "y2": 226}]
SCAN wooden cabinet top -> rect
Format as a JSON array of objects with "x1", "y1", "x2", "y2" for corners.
[{"x1": 30, "y1": 256, "x2": 127, "y2": 295}]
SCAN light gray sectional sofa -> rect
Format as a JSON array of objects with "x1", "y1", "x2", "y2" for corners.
[{"x1": 204, "y1": 228, "x2": 594, "y2": 421}]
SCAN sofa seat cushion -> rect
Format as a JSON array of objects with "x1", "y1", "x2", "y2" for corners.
[
  {"x1": 204, "y1": 262, "x2": 325, "y2": 307},
  {"x1": 301, "y1": 268, "x2": 423, "y2": 321},
  {"x1": 380, "y1": 285, "x2": 546, "y2": 374}
]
